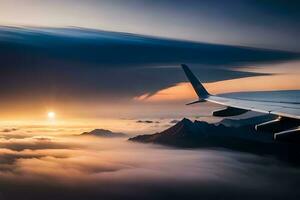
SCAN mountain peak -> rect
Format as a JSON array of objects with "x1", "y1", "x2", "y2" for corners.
[{"x1": 181, "y1": 118, "x2": 193, "y2": 125}]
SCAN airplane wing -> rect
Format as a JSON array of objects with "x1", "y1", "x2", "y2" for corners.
[{"x1": 181, "y1": 64, "x2": 300, "y2": 141}]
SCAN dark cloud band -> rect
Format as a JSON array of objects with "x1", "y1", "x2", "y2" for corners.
[{"x1": 0, "y1": 27, "x2": 298, "y2": 102}]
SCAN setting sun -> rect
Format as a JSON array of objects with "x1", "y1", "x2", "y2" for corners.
[{"x1": 47, "y1": 111, "x2": 56, "y2": 119}]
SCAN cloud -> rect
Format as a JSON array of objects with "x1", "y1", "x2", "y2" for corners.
[
  {"x1": 1, "y1": 128, "x2": 18, "y2": 133},
  {"x1": 0, "y1": 135, "x2": 299, "y2": 200},
  {"x1": 0, "y1": 128, "x2": 37, "y2": 140},
  {"x1": 136, "y1": 120, "x2": 160, "y2": 124},
  {"x1": 0, "y1": 137, "x2": 80, "y2": 151},
  {"x1": 0, "y1": 26, "x2": 298, "y2": 103}
]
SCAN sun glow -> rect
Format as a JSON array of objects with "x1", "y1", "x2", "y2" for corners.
[{"x1": 47, "y1": 111, "x2": 56, "y2": 119}]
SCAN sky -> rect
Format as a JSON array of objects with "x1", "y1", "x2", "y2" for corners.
[{"x1": 0, "y1": 0, "x2": 299, "y2": 123}]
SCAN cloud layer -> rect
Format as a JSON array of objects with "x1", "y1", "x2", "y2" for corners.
[{"x1": 0, "y1": 131, "x2": 300, "y2": 200}]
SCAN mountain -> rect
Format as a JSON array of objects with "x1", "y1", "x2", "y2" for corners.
[
  {"x1": 130, "y1": 118, "x2": 266, "y2": 146},
  {"x1": 130, "y1": 118, "x2": 274, "y2": 145},
  {"x1": 80, "y1": 129, "x2": 126, "y2": 138},
  {"x1": 129, "y1": 118, "x2": 300, "y2": 164}
]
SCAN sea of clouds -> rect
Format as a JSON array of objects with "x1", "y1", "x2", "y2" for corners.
[{"x1": 0, "y1": 128, "x2": 300, "y2": 200}]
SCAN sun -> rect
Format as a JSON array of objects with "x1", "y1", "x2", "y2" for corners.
[{"x1": 47, "y1": 111, "x2": 56, "y2": 119}]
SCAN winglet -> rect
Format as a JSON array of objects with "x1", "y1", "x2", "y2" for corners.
[
  {"x1": 181, "y1": 64, "x2": 210, "y2": 99},
  {"x1": 186, "y1": 99, "x2": 206, "y2": 105}
]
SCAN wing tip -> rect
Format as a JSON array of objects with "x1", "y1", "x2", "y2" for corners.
[
  {"x1": 181, "y1": 64, "x2": 210, "y2": 98},
  {"x1": 181, "y1": 63, "x2": 189, "y2": 71}
]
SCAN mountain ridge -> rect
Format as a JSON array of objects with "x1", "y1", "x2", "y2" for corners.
[{"x1": 129, "y1": 117, "x2": 300, "y2": 164}]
